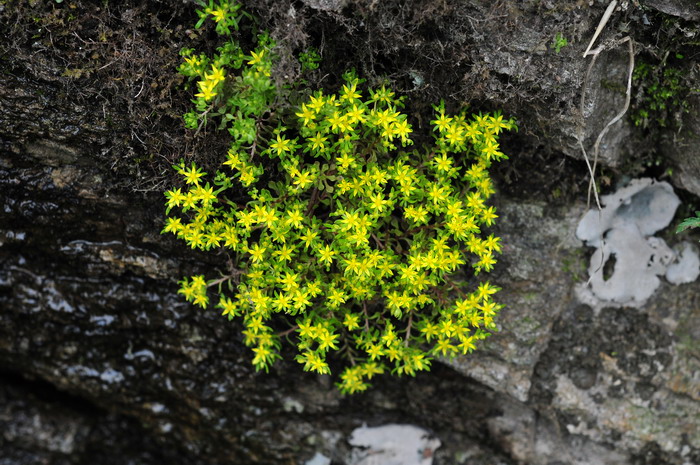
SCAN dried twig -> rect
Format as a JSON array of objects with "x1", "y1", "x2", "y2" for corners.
[
  {"x1": 583, "y1": 0, "x2": 618, "y2": 58},
  {"x1": 577, "y1": 0, "x2": 635, "y2": 284}
]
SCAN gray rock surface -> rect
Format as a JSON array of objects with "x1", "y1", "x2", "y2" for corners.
[{"x1": 644, "y1": 0, "x2": 700, "y2": 21}]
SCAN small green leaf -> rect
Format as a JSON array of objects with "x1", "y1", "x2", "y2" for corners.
[{"x1": 676, "y1": 211, "x2": 700, "y2": 233}]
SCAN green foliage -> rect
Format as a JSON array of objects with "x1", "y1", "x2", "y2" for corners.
[
  {"x1": 677, "y1": 211, "x2": 700, "y2": 234},
  {"x1": 551, "y1": 33, "x2": 568, "y2": 53},
  {"x1": 164, "y1": 0, "x2": 516, "y2": 394},
  {"x1": 631, "y1": 57, "x2": 695, "y2": 129},
  {"x1": 299, "y1": 47, "x2": 321, "y2": 72}
]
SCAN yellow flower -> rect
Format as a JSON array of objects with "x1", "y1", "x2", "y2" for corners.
[
  {"x1": 336, "y1": 152, "x2": 355, "y2": 171},
  {"x1": 476, "y1": 251, "x2": 496, "y2": 272},
  {"x1": 248, "y1": 49, "x2": 265, "y2": 66},
  {"x1": 211, "y1": 7, "x2": 227, "y2": 22},
  {"x1": 165, "y1": 188, "x2": 186, "y2": 209},
  {"x1": 293, "y1": 170, "x2": 315, "y2": 190},
  {"x1": 453, "y1": 299, "x2": 474, "y2": 317},
  {"x1": 373, "y1": 108, "x2": 397, "y2": 128},
  {"x1": 286, "y1": 206, "x2": 304, "y2": 229},
  {"x1": 219, "y1": 296, "x2": 238, "y2": 317},
  {"x1": 194, "y1": 183, "x2": 217, "y2": 206},
  {"x1": 340, "y1": 82, "x2": 361, "y2": 102},
  {"x1": 481, "y1": 142, "x2": 501, "y2": 160},
  {"x1": 444, "y1": 124, "x2": 465, "y2": 146},
  {"x1": 370, "y1": 85, "x2": 395, "y2": 104},
  {"x1": 465, "y1": 123, "x2": 482, "y2": 141},
  {"x1": 480, "y1": 206, "x2": 498, "y2": 226},
  {"x1": 222, "y1": 227, "x2": 238, "y2": 249},
  {"x1": 368, "y1": 192, "x2": 390, "y2": 213},
  {"x1": 343, "y1": 255, "x2": 362, "y2": 276},
  {"x1": 433, "y1": 152, "x2": 453, "y2": 172},
  {"x1": 427, "y1": 184, "x2": 449, "y2": 205},
  {"x1": 205, "y1": 65, "x2": 226, "y2": 83},
  {"x1": 293, "y1": 289, "x2": 311, "y2": 311},
  {"x1": 269, "y1": 134, "x2": 293, "y2": 156},
  {"x1": 308, "y1": 94, "x2": 325, "y2": 112},
  {"x1": 273, "y1": 292, "x2": 292, "y2": 312},
  {"x1": 273, "y1": 244, "x2": 295, "y2": 262},
  {"x1": 433, "y1": 337, "x2": 456, "y2": 356},
  {"x1": 343, "y1": 313, "x2": 361, "y2": 331},
  {"x1": 327, "y1": 111, "x2": 345, "y2": 133},
  {"x1": 252, "y1": 344, "x2": 274, "y2": 367},
  {"x1": 475, "y1": 282, "x2": 498, "y2": 301},
  {"x1": 393, "y1": 118, "x2": 412, "y2": 143},
  {"x1": 162, "y1": 217, "x2": 183, "y2": 234},
  {"x1": 366, "y1": 344, "x2": 384, "y2": 360},
  {"x1": 177, "y1": 282, "x2": 196, "y2": 301},
  {"x1": 483, "y1": 234, "x2": 501, "y2": 252},
  {"x1": 327, "y1": 287, "x2": 347, "y2": 308},
  {"x1": 307, "y1": 132, "x2": 327, "y2": 152},
  {"x1": 458, "y1": 336, "x2": 476, "y2": 354},
  {"x1": 296, "y1": 104, "x2": 316, "y2": 126},
  {"x1": 487, "y1": 114, "x2": 506, "y2": 134},
  {"x1": 195, "y1": 79, "x2": 217, "y2": 101},
  {"x1": 317, "y1": 244, "x2": 336, "y2": 266},
  {"x1": 431, "y1": 113, "x2": 452, "y2": 132},
  {"x1": 385, "y1": 344, "x2": 401, "y2": 361},
  {"x1": 317, "y1": 329, "x2": 339, "y2": 351},
  {"x1": 182, "y1": 163, "x2": 205, "y2": 185},
  {"x1": 184, "y1": 54, "x2": 202, "y2": 68},
  {"x1": 307, "y1": 352, "x2": 331, "y2": 374},
  {"x1": 297, "y1": 319, "x2": 316, "y2": 338},
  {"x1": 193, "y1": 293, "x2": 209, "y2": 308},
  {"x1": 248, "y1": 243, "x2": 267, "y2": 263},
  {"x1": 480, "y1": 299, "x2": 501, "y2": 317},
  {"x1": 247, "y1": 315, "x2": 265, "y2": 333},
  {"x1": 345, "y1": 104, "x2": 366, "y2": 123},
  {"x1": 278, "y1": 271, "x2": 300, "y2": 291}
]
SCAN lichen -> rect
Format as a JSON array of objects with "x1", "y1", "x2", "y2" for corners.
[{"x1": 576, "y1": 178, "x2": 699, "y2": 308}]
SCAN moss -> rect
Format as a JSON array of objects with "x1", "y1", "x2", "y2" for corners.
[
  {"x1": 629, "y1": 11, "x2": 700, "y2": 131},
  {"x1": 561, "y1": 248, "x2": 587, "y2": 282},
  {"x1": 631, "y1": 57, "x2": 694, "y2": 129}
]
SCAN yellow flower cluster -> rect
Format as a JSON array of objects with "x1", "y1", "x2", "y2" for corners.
[
  {"x1": 165, "y1": 0, "x2": 517, "y2": 394},
  {"x1": 177, "y1": 275, "x2": 209, "y2": 308}
]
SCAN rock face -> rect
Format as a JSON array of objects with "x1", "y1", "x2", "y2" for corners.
[{"x1": 1, "y1": 1, "x2": 699, "y2": 464}]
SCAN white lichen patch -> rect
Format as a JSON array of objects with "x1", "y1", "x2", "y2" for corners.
[
  {"x1": 576, "y1": 178, "x2": 700, "y2": 308},
  {"x1": 347, "y1": 424, "x2": 441, "y2": 465}
]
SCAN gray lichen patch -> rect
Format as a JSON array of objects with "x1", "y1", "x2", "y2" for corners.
[
  {"x1": 576, "y1": 178, "x2": 700, "y2": 308},
  {"x1": 576, "y1": 179, "x2": 679, "y2": 244}
]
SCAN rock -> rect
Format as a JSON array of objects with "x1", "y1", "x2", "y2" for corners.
[
  {"x1": 665, "y1": 95, "x2": 700, "y2": 197},
  {"x1": 644, "y1": 0, "x2": 700, "y2": 21},
  {"x1": 447, "y1": 201, "x2": 584, "y2": 402}
]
